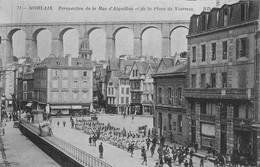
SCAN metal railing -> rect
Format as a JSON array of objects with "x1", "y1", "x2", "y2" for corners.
[{"x1": 22, "y1": 122, "x2": 112, "y2": 167}]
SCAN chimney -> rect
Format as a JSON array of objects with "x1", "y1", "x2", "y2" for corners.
[{"x1": 66, "y1": 54, "x2": 72, "y2": 66}]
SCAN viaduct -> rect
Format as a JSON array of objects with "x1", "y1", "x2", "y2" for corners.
[{"x1": 0, "y1": 20, "x2": 189, "y2": 66}]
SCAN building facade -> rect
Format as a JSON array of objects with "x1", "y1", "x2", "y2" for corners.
[
  {"x1": 184, "y1": 0, "x2": 260, "y2": 162},
  {"x1": 153, "y1": 62, "x2": 188, "y2": 145},
  {"x1": 34, "y1": 55, "x2": 93, "y2": 116}
]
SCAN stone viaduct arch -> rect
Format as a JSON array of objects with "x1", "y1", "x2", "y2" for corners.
[{"x1": 0, "y1": 21, "x2": 189, "y2": 66}]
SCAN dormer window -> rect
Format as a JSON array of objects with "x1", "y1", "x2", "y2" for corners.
[
  {"x1": 223, "y1": 8, "x2": 229, "y2": 26},
  {"x1": 77, "y1": 62, "x2": 82, "y2": 66},
  {"x1": 241, "y1": 3, "x2": 248, "y2": 22}
]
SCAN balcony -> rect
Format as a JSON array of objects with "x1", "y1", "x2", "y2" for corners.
[
  {"x1": 200, "y1": 114, "x2": 215, "y2": 122},
  {"x1": 184, "y1": 88, "x2": 254, "y2": 100},
  {"x1": 233, "y1": 118, "x2": 254, "y2": 129}
]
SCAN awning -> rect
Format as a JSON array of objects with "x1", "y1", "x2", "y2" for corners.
[
  {"x1": 26, "y1": 103, "x2": 33, "y2": 107},
  {"x1": 71, "y1": 105, "x2": 82, "y2": 109},
  {"x1": 50, "y1": 106, "x2": 71, "y2": 109}
]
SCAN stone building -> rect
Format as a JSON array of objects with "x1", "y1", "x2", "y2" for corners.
[
  {"x1": 184, "y1": 0, "x2": 260, "y2": 162},
  {"x1": 153, "y1": 62, "x2": 188, "y2": 145},
  {"x1": 33, "y1": 54, "x2": 93, "y2": 116}
]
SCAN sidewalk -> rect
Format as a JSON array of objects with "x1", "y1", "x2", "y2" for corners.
[{"x1": 0, "y1": 121, "x2": 61, "y2": 167}]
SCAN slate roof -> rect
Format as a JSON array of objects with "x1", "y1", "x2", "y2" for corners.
[
  {"x1": 135, "y1": 61, "x2": 149, "y2": 75},
  {"x1": 153, "y1": 61, "x2": 187, "y2": 77},
  {"x1": 35, "y1": 57, "x2": 93, "y2": 70}
]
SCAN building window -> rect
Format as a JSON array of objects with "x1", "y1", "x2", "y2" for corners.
[
  {"x1": 111, "y1": 88, "x2": 114, "y2": 95},
  {"x1": 52, "y1": 80, "x2": 58, "y2": 88},
  {"x1": 168, "y1": 87, "x2": 172, "y2": 105},
  {"x1": 223, "y1": 8, "x2": 229, "y2": 26},
  {"x1": 83, "y1": 92, "x2": 87, "y2": 100},
  {"x1": 83, "y1": 71, "x2": 87, "y2": 77},
  {"x1": 77, "y1": 62, "x2": 82, "y2": 66},
  {"x1": 201, "y1": 73, "x2": 206, "y2": 88},
  {"x1": 52, "y1": 92, "x2": 58, "y2": 101},
  {"x1": 212, "y1": 43, "x2": 216, "y2": 61},
  {"x1": 222, "y1": 72, "x2": 227, "y2": 88},
  {"x1": 211, "y1": 73, "x2": 216, "y2": 88},
  {"x1": 191, "y1": 101, "x2": 196, "y2": 114},
  {"x1": 241, "y1": 3, "x2": 247, "y2": 22},
  {"x1": 192, "y1": 46, "x2": 196, "y2": 62},
  {"x1": 53, "y1": 70, "x2": 59, "y2": 77},
  {"x1": 121, "y1": 87, "x2": 124, "y2": 94},
  {"x1": 200, "y1": 102, "x2": 206, "y2": 114},
  {"x1": 201, "y1": 44, "x2": 206, "y2": 62},
  {"x1": 178, "y1": 115, "x2": 182, "y2": 133},
  {"x1": 62, "y1": 92, "x2": 68, "y2": 101},
  {"x1": 62, "y1": 70, "x2": 68, "y2": 77},
  {"x1": 73, "y1": 81, "x2": 78, "y2": 88},
  {"x1": 236, "y1": 37, "x2": 248, "y2": 58},
  {"x1": 126, "y1": 97, "x2": 129, "y2": 104},
  {"x1": 239, "y1": 70, "x2": 247, "y2": 88},
  {"x1": 62, "y1": 80, "x2": 68, "y2": 88},
  {"x1": 126, "y1": 87, "x2": 129, "y2": 94},
  {"x1": 168, "y1": 114, "x2": 172, "y2": 130},
  {"x1": 222, "y1": 41, "x2": 228, "y2": 60},
  {"x1": 158, "y1": 87, "x2": 163, "y2": 104},
  {"x1": 176, "y1": 88, "x2": 182, "y2": 105},
  {"x1": 121, "y1": 97, "x2": 124, "y2": 104},
  {"x1": 72, "y1": 92, "x2": 78, "y2": 100},
  {"x1": 73, "y1": 70, "x2": 79, "y2": 77},
  {"x1": 82, "y1": 81, "x2": 87, "y2": 88},
  {"x1": 191, "y1": 74, "x2": 196, "y2": 88}
]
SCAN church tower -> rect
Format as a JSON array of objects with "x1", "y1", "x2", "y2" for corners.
[{"x1": 79, "y1": 33, "x2": 92, "y2": 61}]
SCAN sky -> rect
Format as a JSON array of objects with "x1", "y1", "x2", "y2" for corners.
[{"x1": 0, "y1": 0, "x2": 239, "y2": 61}]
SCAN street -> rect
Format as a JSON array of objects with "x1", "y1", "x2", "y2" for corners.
[{"x1": 51, "y1": 114, "x2": 214, "y2": 167}]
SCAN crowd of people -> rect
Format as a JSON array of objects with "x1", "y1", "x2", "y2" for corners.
[{"x1": 63, "y1": 116, "x2": 256, "y2": 166}]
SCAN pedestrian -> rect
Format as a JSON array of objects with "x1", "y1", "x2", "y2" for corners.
[
  {"x1": 150, "y1": 145, "x2": 155, "y2": 157},
  {"x1": 123, "y1": 111, "x2": 126, "y2": 119},
  {"x1": 141, "y1": 149, "x2": 148, "y2": 165},
  {"x1": 63, "y1": 120, "x2": 66, "y2": 127},
  {"x1": 200, "y1": 157, "x2": 204, "y2": 167},
  {"x1": 9, "y1": 113, "x2": 11, "y2": 121},
  {"x1": 184, "y1": 160, "x2": 189, "y2": 167},
  {"x1": 99, "y1": 142, "x2": 103, "y2": 158},
  {"x1": 146, "y1": 138, "x2": 151, "y2": 150},
  {"x1": 2, "y1": 128, "x2": 5, "y2": 136},
  {"x1": 89, "y1": 136, "x2": 92, "y2": 146},
  {"x1": 57, "y1": 121, "x2": 60, "y2": 127},
  {"x1": 93, "y1": 135, "x2": 97, "y2": 147},
  {"x1": 129, "y1": 143, "x2": 134, "y2": 157},
  {"x1": 160, "y1": 136, "x2": 165, "y2": 146},
  {"x1": 189, "y1": 157, "x2": 193, "y2": 167},
  {"x1": 148, "y1": 129, "x2": 151, "y2": 138}
]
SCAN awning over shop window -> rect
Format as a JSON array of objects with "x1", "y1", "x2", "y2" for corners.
[
  {"x1": 50, "y1": 106, "x2": 71, "y2": 109},
  {"x1": 26, "y1": 103, "x2": 33, "y2": 107},
  {"x1": 71, "y1": 105, "x2": 82, "y2": 109}
]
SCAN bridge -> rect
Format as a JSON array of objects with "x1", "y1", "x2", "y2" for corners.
[{"x1": 0, "y1": 20, "x2": 189, "y2": 66}]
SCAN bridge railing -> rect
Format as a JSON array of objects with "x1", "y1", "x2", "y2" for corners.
[{"x1": 21, "y1": 122, "x2": 112, "y2": 167}]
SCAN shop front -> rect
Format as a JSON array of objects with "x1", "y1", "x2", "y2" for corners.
[
  {"x1": 71, "y1": 105, "x2": 83, "y2": 116},
  {"x1": 50, "y1": 105, "x2": 71, "y2": 116},
  {"x1": 130, "y1": 104, "x2": 142, "y2": 115}
]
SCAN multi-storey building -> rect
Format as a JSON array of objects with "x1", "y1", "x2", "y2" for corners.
[
  {"x1": 106, "y1": 58, "x2": 120, "y2": 114},
  {"x1": 33, "y1": 54, "x2": 93, "y2": 116},
  {"x1": 129, "y1": 61, "x2": 149, "y2": 115},
  {"x1": 184, "y1": 0, "x2": 260, "y2": 162},
  {"x1": 142, "y1": 63, "x2": 158, "y2": 115},
  {"x1": 118, "y1": 74, "x2": 131, "y2": 115},
  {"x1": 153, "y1": 62, "x2": 188, "y2": 145}
]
